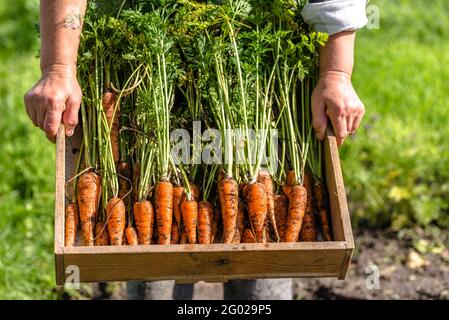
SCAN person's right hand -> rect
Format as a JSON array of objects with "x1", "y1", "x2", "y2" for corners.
[{"x1": 24, "y1": 64, "x2": 82, "y2": 142}]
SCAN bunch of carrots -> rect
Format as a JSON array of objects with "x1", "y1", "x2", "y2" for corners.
[{"x1": 64, "y1": 0, "x2": 333, "y2": 247}]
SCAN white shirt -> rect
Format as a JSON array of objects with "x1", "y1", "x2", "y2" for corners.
[{"x1": 301, "y1": 0, "x2": 368, "y2": 35}]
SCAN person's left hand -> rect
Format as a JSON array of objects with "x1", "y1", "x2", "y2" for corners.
[{"x1": 311, "y1": 70, "x2": 365, "y2": 146}]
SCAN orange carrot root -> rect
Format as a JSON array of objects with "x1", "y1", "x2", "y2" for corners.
[
  {"x1": 181, "y1": 200, "x2": 198, "y2": 244},
  {"x1": 246, "y1": 182, "x2": 268, "y2": 243},
  {"x1": 133, "y1": 200, "x2": 154, "y2": 245},
  {"x1": 241, "y1": 228, "x2": 257, "y2": 243},
  {"x1": 102, "y1": 91, "x2": 120, "y2": 163},
  {"x1": 155, "y1": 181, "x2": 173, "y2": 245},
  {"x1": 171, "y1": 222, "x2": 180, "y2": 244},
  {"x1": 173, "y1": 186, "x2": 184, "y2": 230},
  {"x1": 180, "y1": 224, "x2": 188, "y2": 244},
  {"x1": 106, "y1": 197, "x2": 126, "y2": 245},
  {"x1": 274, "y1": 194, "x2": 288, "y2": 242},
  {"x1": 300, "y1": 172, "x2": 317, "y2": 241},
  {"x1": 219, "y1": 178, "x2": 238, "y2": 244},
  {"x1": 198, "y1": 201, "x2": 213, "y2": 244},
  {"x1": 257, "y1": 170, "x2": 279, "y2": 241},
  {"x1": 94, "y1": 221, "x2": 110, "y2": 246},
  {"x1": 314, "y1": 182, "x2": 333, "y2": 241},
  {"x1": 232, "y1": 202, "x2": 245, "y2": 244},
  {"x1": 125, "y1": 226, "x2": 138, "y2": 245},
  {"x1": 211, "y1": 206, "x2": 220, "y2": 243},
  {"x1": 65, "y1": 203, "x2": 79, "y2": 246},
  {"x1": 77, "y1": 172, "x2": 101, "y2": 246},
  {"x1": 285, "y1": 185, "x2": 307, "y2": 242}
]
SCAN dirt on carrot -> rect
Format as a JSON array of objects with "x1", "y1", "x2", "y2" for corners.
[
  {"x1": 314, "y1": 182, "x2": 333, "y2": 241},
  {"x1": 274, "y1": 194, "x2": 288, "y2": 242},
  {"x1": 219, "y1": 178, "x2": 238, "y2": 244},
  {"x1": 125, "y1": 225, "x2": 138, "y2": 245},
  {"x1": 241, "y1": 228, "x2": 257, "y2": 243},
  {"x1": 232, "y1": 201, "x2": 245, "y2": 244},
  {"x1": 133, "y1": 200, "x2": 154, "y2": 245},
  {"x1": 285, "y1": 184, "x2": 307, "y2": 242},
  {"x1": 155, "y1": 181, "x2": 173, "y2": 245},
  {"x1": 246, "y1": 182, "x2": 267, "y2": 243},
  {"x1": 94, "y1": 221, "x2": 110, "y2": 246},
  {"x1": 65, "y1": 203, "x2": 79, "y2": 246},
  {"x1": 258, "y1": 170, "x2": 279, "y2": 241},
  {"x1": 106, "y1": 197, "x2": 126, "y2": 245},
  {"x1": 173, "y1": 186, "x2": 184, "y2": 230},
  {"x1": 181, "y1": 200, "x2": 198, "y2": 244},
  {"x1": 198, "y1": 200, "x2": 213, "y2": 244},
  {"x1": 300, "y1": 172, "x2": 317, "y2": 241},
  {"x1": 77, "y1": 172, "x2": 101, "y2": 246}
]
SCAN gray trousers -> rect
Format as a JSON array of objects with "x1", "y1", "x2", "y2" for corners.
[{"x1": 126, "y1": 279, "x2": 292, "y2": 300}]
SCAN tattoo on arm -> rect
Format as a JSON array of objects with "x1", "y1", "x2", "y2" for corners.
[{"x1": 62, "y1": 13, "x2": 83, "y2": 30}]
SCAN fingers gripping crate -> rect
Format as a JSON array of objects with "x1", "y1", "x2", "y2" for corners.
[{"x1": 54, "y1": 126, "x2": 354, "y2": 285}]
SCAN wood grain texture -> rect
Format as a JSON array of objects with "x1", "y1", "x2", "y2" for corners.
[
  {"x1": 54, "y1": 126, "x2": 354, "y2": 284},
  {"x1": 324, "y1": 127, "x2": 355, "y2": 279},
  {"x1": 54, "y1": 125, "x2": 66, "y2": 285},
  {"x1": 58, "y1": 242, "x2": 347, "y2": 285}
]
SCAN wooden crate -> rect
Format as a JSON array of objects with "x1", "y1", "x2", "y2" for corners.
[{"x1": 54, "y1": 126, "x2": 354, "y2": 285}]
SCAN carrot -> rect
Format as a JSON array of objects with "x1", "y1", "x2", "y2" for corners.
[
  {"x1": 274, "y1": 194, "x2": 288, "y2": 241},
  {"x1": 241, "y1": 228, "x2": 256, "y2": 243},
  {"x1": 300, "y1": 172, "x2": 317, "y2": 241},
  {"x1": 181, "y1": 200, "x2": 198, "y2": 244},
  {"x1": 171, "y1": 221, "x2": 180, "y2": 244},
  {"x1": 180, "y1": 224, "x2": 188, "y2": 244},
  {"x1": 117, "y1": 162, "x2": 132, "y2": 200},
  {"x1": 198, "y1": 200, "x2": 213, "y2": 244},
  {"x1": 219, "y1": 178, "x2": 238, "y2": 244},
  {"x1": 125, "y1": 226, "x2": 138, "y2": 245},
  {"x1": 102, "y1": 91, "x2": 120, "y2": 163},
  {"x1": 245, "y1": 182, "x2": 267, "y2": 243},
  {"x1": 286, "y1": 169, "x2": 297, "y2": 186},
  {"x1": 181, "y1": 182, "x2": 200, "y2": 203},
  {"x1": 133, "y1": 200, "x2": 154, "y2": 245},
  {"x1": 106, "y1": 197, "x2": 126, "y2": 245},
  {"x1": 65, "y1": 203, "x2": 79, "y2": 246},
  {"x1": 284, "y1": 185, "x2": 307, "y2": 242},
  {"x1": 211, "y1": 205, "x2": 220, "y2": 243},
  {"x1": 264, "y1": 217, "x2": 270, "y2": 242},
  {"x1": 77, "y1": 172, "x2": 101, "y2": 246},
  {"x1": 173, "y1": 186, "x2": 184, "y2": 230},
  {"x1": 155, "y1": 181, "x2": 173, "y2": 244},
  {"x1": 257, "y1": 170, "x2": 279, "y2": 241},
  {"x1": 314, "y1": 182, "x2": 333, "y2": 241},
  {"x1": 94, "y1": 221, "x2": 110, "y2": 246},
  {"x1": 232, "y1": 202, "x2": 245, "y2": 244}
]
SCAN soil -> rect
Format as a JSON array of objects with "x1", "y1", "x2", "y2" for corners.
[{"x1": 71, "y1": 229, "x2": 449, "y2": 300}]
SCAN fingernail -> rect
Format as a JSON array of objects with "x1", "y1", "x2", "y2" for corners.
[{"x1": 67, "y1": 128, "x2": 75, "y2": 136}]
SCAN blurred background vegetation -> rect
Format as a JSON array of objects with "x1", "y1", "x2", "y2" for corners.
[{"x1": 0, "y1": 0, "x2": 447, "y2": 299}]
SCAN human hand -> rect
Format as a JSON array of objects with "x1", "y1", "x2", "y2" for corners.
[
  {"x1": 311, "y1": 70, "x2": 365, "y2": 146},
  {"x1": 24, "y1": 64, "x2": 82, "y2": 142}
]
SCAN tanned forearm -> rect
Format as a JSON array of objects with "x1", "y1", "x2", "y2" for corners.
[
  {"x1": 40, "y1": 0, "x2": 87, "y2": 72},
  {"x1": 319, "y1": 31, "x2": 355, "y2": 78},
  {"x1": 24, "y1": 0, "x2": 87, "y2": 141}
]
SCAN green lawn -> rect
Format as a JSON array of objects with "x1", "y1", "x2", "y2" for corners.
[{"x1": 0, "y1": 0, "x2": 447, "y2": 299}]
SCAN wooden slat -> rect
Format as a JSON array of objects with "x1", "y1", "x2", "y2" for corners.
[
  {"x1": 324, "y1": 128, "x2": 354, "y2": 279},
  {"x1": 58, "y1": 242, "x2": 347, "y2": 285},
  {"x1": 54, "y1": 125, "x2": 66, "y2": 285}
]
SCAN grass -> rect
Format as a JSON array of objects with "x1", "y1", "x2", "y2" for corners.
[
  {"x1": 0, "y1": 0, "x2": 58, "y2": 299},
  {"x1": 0, "y1": 0, "x2": 447, "y2": 299},
  {"x1": 343, "y1": 0, "x2": 449, "y2": 228}
]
